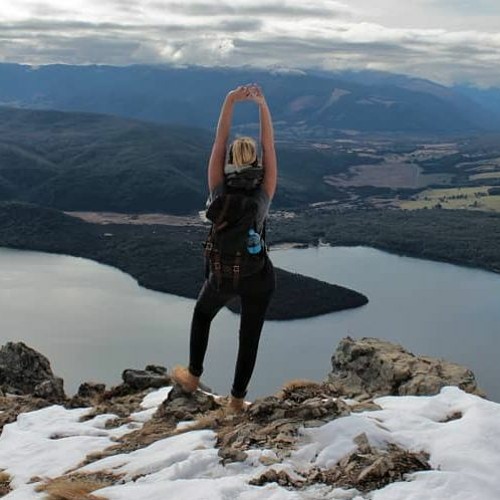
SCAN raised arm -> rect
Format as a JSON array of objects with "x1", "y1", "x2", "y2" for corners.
[
  {"x1": 251, "y1": 86, "x2": 277, "y2": 199},
  {"x1": 208, "y1": 86, "x2": 250, "y2": 192}
]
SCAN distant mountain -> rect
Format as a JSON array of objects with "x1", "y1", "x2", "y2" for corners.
[
  {"x1": 1, "y1": 63, "x2": 499, "y2": 134},
  {"x1": 0, "y1": 107, "x2": 361, "y2": 213},
  {"x1": 453, "y1": 85, "x2": 500, "y2": 125}
]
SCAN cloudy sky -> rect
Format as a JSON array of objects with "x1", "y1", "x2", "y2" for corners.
[{"x1": 2, "y1": 0, "x2": 500, "y2": 86}]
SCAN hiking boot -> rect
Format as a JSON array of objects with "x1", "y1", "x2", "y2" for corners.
[
  {"x1": 228, "y1": 396, "x2": 246, "y2": 413},
  {"x1": 171, "y1": 365, "x2": 199, "y2": 393}
]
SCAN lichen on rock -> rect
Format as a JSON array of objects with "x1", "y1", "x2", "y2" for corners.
[
  {"x1": 327, "y1": 336, "x2": 484, "y2": 399},
  {"x1": 0, "y1": 341, "x2": 65, "y2": 402}
]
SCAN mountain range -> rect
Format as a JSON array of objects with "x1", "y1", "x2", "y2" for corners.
[{"x1": 1, "y1": 63, "x2": 500, "y2": 134}]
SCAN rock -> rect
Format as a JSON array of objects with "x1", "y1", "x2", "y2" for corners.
[
  {"x1": 259, "y1": 452, "x2": 281, "y2": 466},
  {"x1": 65, "y1": 382, "x2": 107, "y2": 408},
  {"x1": 122, "y1": 366, "x2": 171, "y2": 390},
  {"x1": 218, "y1": 447, "x2": 248, "y2": 464},
  {"x1": 77, "y1": 382, "x2": 106, "y2": 399},
  {"x1": 101, "y1": 365, "x2": 172, "y2": 400},
  {"x1": 33, "y1": 378, "x2": 65, "y2": 402},
  {"x1": 353, "y1": 432, "x2": 372, "y2": 454},
  {"x1": 216, "y1": 387, "x2": 350, "y2": 459},
  {"x1": 144, "y1": 365, "x2": 168, "y2": 376},
  {"x1": 250, "y1": 469, "x2": 305, "y2": 488},
  {"x1": 250, "y1": 432, "x2": 431, "y2": 493},
  {"x1": 326, "y1": 337, "x2": 484, "y2": 398},
  {"x1": 155, "y1": 386, "x2": 219, "y2": 421},
  {"x1": 248, "y1": 393, "x2": 349, "y2": 424},
  {"x1": 0, "y1": 342, "x2": 65, "y2": 402},
  {"x1": 306, "y1": 440, "x2": 431, "y2": 493}
]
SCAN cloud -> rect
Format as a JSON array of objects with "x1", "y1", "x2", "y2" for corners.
[
  {"x1": 217, "y1": 19, "x2": 264, "y2": 33},
  {"x1": 162, "y1": 1, "x2": 349, "y2": 19},
  {"x1": 20, "y1": 1, "x2": 75, "y2": 18},
  {"x1": 1, "y1": 0, "x2": 500, "y2": 85},
  {"x1": 424, "y1": 0, "x2": 500, "y2": 15}
]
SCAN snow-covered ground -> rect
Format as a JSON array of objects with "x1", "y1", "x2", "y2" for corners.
[{"x1": 0, "y1": 386, "x2": 499, "y2": 499}]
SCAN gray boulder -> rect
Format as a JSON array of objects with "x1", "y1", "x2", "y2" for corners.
[
  {"x1": 122, "y1": 365, "x2": 171, "y2": 390},
  {"x1": 0, "y1": 342, "x2": 66, "y2": 402},
  {"x1": 326, "y1": 337, "x2": 484, "y2": 399},
  {"x1": 77, "y1": 381, "x2": 106, "y2": 399}
]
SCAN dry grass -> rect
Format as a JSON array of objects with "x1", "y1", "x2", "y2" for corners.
[
  {"x1": 74, "y1": 417, "x2": 179, "y2": 470},
  {"x1": 0, "y1": 470, "x2": 12, "y2": 497},
  {"x1": 478, "y1": 196, "x2": 500, "y2": 211},
  {"x1": 280, "y1": 379, "x2": 322, "y2": 392},
  {"x1": 35, "y1": 471, "x2": 122, "y2": 500},
  {"x1": 275, "y1": 379, "x2": 323, "y2": 398},
  {"x1": 173, "y1": 408, "x2": 227, "y2": 435}
]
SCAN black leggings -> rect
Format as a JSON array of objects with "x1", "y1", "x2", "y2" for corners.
[{"x1": 188, "y1": 256, "x2": 276, "y2": 398}]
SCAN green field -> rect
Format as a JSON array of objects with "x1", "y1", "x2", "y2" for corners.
[
  {"x1": 469, "y1": 172, "x2": 500, "y2": 181},
  {"x1": 399, "y1": 186, "x2": 500, "y2": 212}
]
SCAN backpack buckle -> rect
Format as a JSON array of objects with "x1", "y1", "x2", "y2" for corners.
[
  {"x1": 214, "y1": 261, "x2": 221, "y2": 270},
  {"x1": 205, "y1": 242, "x2": 213, "y2": 251},
  {"x1": 232, "y1": 264, "x2": 240, "y2": 288}
]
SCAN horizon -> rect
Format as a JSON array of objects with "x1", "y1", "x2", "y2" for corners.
[
  {"x1": 0, "y1": 61, "x2": 495, "y2": 92},
  {"x1": 1, "y1": 0, "x2": 500, "y2": 88}
]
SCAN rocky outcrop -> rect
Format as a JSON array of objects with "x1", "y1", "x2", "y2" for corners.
[
  {"x1": 66, "y1": 365, "x2": 173, "y2": 413},
  {"x1": 0, "y1": 342, "x2": 65, "y2": 402},
  {"x1": 0, "y1": 338, "x2": 484, "y2": 496},
  {"x1": 327, "y1": 337, "x2": 484, "y2": 399},
  {"x1": 122, "y1": 365, "x2": 171, "y2": 390},
  {"x1": 216, "y1": 381, "x2": 351, "y2": 463},
  {"x1": 76, "y1": 382, "x2": 106, "y2": 400}
]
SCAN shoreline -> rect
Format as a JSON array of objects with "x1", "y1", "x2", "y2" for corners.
[
  {"x1": 0, "y1": 203, "x2": 369, "y2": 320},
  {"x1": 63, "y1": 211, "x2": 500, "y2": 276}
]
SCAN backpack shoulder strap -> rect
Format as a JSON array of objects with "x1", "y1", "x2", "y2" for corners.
[{"x1": 261, "y1": 218, "x2": 268, "y2": 254}]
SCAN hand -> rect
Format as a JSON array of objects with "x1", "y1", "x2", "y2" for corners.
[
  {"x1": 228, "y1": 85, "x2": 252, "y2": 102},
  {"x1": 247, "y1": 83, "x2": 265, "y2": 105}
]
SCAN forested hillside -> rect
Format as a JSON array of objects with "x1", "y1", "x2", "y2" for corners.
[{"x1": 0, "y1": 107, "x2": 376, "y2": 213}]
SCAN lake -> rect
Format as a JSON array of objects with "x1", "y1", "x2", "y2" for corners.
[{"x1": 1, "y1": 245, "x2": 499, "y2": 401}]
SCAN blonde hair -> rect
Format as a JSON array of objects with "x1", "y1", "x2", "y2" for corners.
[{"x1": 229, "y1": 136, "x2": 258, "y2": 167}]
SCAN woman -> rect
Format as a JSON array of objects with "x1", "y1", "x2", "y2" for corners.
[{"x1": 172, "y1": 83, "x2": 278, "y2": 411}]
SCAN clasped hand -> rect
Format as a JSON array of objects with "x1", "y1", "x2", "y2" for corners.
[{"x1": 228, "y1": 83, "x2": 265, "y2": 104}]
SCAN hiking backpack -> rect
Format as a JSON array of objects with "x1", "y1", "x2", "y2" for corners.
[{"x1": 203, "y1": 187, "x2": 267, "y2": 288}]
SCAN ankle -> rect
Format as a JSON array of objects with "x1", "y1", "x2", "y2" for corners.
[{"x1": 229, "y1": 396, "x2": 245, "y2": 412}]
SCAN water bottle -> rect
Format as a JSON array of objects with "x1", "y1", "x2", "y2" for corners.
[{"x1": 247, "y1": 229, "x2": 262, "y2": 254}]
